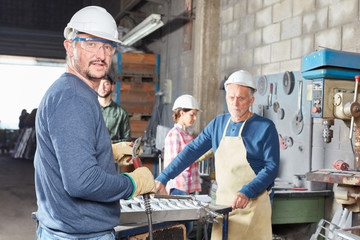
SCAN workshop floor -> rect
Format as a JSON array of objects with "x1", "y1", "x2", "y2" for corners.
[{"x1": 0, "y1": 152, "x2": 37, "y2": 240}]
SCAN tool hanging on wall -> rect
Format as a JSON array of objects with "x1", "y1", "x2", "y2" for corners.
[
  {"x1": 292, "y1": 81, "x2": 304, "y2": 134},
  {"x1": 267, "y1": 83, "x2": 273, "y2": 108},
  {"x1": 278, "y1": 108, "x2": 285, "y2": 120},
  {"x1": 273, "y1": 83, "x2": 280, "y2": 113},
  {"x1": 283, "y1": 71, "x2": 295, "y2": 95},
  {"x1": 257, "y1": 75, "x2": 268, "y2": 96},
  {"x1": 273, "y1": 102, "x2": 280, "y2": 113},
  {"x1": 279, "y1": 134, "x2": 294, "y2": 150}
]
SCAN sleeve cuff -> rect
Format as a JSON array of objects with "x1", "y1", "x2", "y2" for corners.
[{"x1": 121, "y1": 173, "x2": 135, "y2": 199}]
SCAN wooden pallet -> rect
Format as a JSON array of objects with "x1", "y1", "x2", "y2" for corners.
[
  {"x1": 117, "y1": 52, "x2": 159, "y2": 78},
  {"x1": 120, "y1": 82, "x2": 156, "y2": 115},
  {"x1": 129, "y1": 120, "x2": 148, "y2": 139},
  {"x1": 116, "y1": 75, "x2": 159, "y2": 83},
  {"x1": 116, "y1": 52, "x2": 159, "y2": 142}
]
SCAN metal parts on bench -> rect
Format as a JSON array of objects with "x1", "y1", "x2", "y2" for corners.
[{"x1": 119, "y1": 195, "x2": 223, "y2": 226}]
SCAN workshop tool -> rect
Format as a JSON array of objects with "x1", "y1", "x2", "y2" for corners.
[
  {"x1": 267, "y1": 83, "x2": 273, "y2": 108},
  {"x1": 283, "y1": 71, "x2": 295, "y2": 95},
  {"x1": 132, "y1": 136, "x2": 154, "y2": 240},
  {"x1": 350, "y1": 76, "x2": 360, "y2": 139},
  {"x1": 273, "y1": 101, "x2": 280, "y2": 113},
  {"x1": 277, "y1": 107, "x2": 285, "y2": 120},
  {"x1": 292, "y1": 81, "x2": 304, "y2": 134},
  {"x1": 333, "y1": 160, "x2": 350, "y2": 171},
  {"x1": 257, "y1": 75, "x2": 267, "y2": 96}
]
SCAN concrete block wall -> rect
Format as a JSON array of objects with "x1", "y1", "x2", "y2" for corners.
[
  {"x1": 219, "y1": 0, "x2": 360, "y2": 77},
  {"x1": 218, "y1": 0, "x2": 360, "y2": 171}
]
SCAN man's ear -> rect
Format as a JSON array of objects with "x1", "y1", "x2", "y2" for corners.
[{"x1": 64, "y1": 40, "x2": 74, "y2": 57}]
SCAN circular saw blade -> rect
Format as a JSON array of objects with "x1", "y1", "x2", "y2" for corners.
[
  {"x1": 283, "y1": 71, "x2": 295, "y2": 95},
  {"x1": 257, "y1": 75, "x2": 267, "y2": 96}
]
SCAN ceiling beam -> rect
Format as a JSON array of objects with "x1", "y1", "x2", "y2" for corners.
[{"x1": 115, "y1": 0, "x2": 142, "y2": 22}]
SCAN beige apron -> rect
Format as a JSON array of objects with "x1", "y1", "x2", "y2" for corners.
[{"x1": 211, "y1": 117, "x2": 272, "y2": 240}]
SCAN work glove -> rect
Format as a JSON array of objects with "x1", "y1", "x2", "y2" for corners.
[
  {"x1": 112, "y1": 142, "x2": 143, "y2": 165},
  {"x1": 122, "y1": 167, "x2": 156, "y2": 199}
]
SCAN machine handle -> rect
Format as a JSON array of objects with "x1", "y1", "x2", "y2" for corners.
[
  {"x1": 133, "y1": 157, "x2": 142, "y2": 169},
  {"x1": 350, "y1": 76, "x2": 360, "y2": 139}
]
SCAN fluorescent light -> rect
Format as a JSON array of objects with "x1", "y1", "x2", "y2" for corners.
[{"x1": 121, "y1": 14, "x2": 164, "y2": 46}]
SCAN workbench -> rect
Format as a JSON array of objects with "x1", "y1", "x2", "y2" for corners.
[{"x1": 115, "y1": 196, "x2": 232, "y2": 240}]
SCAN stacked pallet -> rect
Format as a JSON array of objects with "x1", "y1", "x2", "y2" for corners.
[{"x1": 116, "y1": 52, "x2": 159, "y2": 139}]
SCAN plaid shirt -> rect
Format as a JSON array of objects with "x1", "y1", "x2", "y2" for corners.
[{"x1": 164, "y1": 123, "x2": 201, "y2": 194}]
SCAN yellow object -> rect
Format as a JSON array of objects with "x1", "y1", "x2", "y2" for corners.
[
  {"x1": 211, "y1": 118, "x2": 272, "y2": 240},
  {"x1": 197, "y1": 148, "x2": 213, "y2": 162},
  {"x1": 112, "y1": 142, "x2": 143, "y2": 165},
  {"x1": 123, "y1": 167, "x2": 156, "y2": 198}
]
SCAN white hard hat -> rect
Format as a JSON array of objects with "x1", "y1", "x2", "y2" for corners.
[
  {"x1": 224, "y1": 70, "x2": 257, "y2": 92},
  {"x1": 64, "y1": 6, "x2": 121, "y2": 44},
  {"x1": 172, "y1": 95, "x2": 200, "y2": 111}
]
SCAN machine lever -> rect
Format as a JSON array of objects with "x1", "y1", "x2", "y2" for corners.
[{"x1": 350, "y1": 76, "x2": 360, "y2": 139}]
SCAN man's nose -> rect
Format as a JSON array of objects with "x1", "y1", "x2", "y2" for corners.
[
  {"x1": 95, "y1": 46, "x2": 106, "y2": 59},
  {"x1": 232, "y1": 98, "x2": 239, "y2": 106}
]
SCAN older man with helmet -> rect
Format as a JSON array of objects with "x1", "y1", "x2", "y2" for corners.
[
  {"x1": 155, "y1": 70, "x2": 279, "y2": 240},
  {"x1": 34, "y1": 6, "x2": 155, "y2": 240}
]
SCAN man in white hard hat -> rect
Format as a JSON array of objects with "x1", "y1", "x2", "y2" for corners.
[
  {"x1": 155, "y1": 70, "x2": 279, "y2": 240},
  {"x1": 34, "y1": 6, "x2": 155, "y2": 240}
]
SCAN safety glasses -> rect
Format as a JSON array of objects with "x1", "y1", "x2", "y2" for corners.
[{"x1": 72, "y1": 38, "x2": 117, "y2": 56}]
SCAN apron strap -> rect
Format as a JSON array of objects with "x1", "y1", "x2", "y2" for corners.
[
  {"x1": 221, "y1": 113, "x2": 251, "y2": 139},
  {"x1": 222, "y1": 118, "x2": 232, "y2": 138},
  {"x1": 238, "y1": 117, "x2": 248, "y2": 137}
]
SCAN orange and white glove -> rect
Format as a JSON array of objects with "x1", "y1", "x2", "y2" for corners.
[{"x1": 112, "y1": 142, "x2": 143, "y2": 166}]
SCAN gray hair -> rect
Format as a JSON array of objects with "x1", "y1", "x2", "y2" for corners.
[
  {"x1": 226, "y1": 84, "x2": 255, "y2": 98},
  {"x1": 65, "y1": 30, "x2": 79, "y2": 64},
  {"x1": 65, "y1": 28, "x2": 79, "y2": 40},
  {"x1": 249, "y1": 88, "x2": 255, "y2": 98}
]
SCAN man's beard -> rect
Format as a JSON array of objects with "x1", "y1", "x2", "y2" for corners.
[
  {"x1": 98, "y1": 91, "x2": 112, "y2": 98},
  {"x1": 73, "y1": 58, "x2": 108, "y2": 81}
]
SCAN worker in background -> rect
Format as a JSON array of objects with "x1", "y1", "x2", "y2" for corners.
[
  {"x1": 163, "y1": 94, "x2": 202, "y2": 237},
  {"x1": 18, "y1": 109, "x2": 29, "y2": 130},
  {"x1": 98, "y1": 75, "x2": 131, "y2": 143},
  {"x1": 156, "y1": 70, "x2": 280, "y2": 240},
  {"x1": 34, "y1": 6, "x2": 155, "y2": 240}
]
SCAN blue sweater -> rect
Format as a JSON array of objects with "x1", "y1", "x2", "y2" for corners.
[
  {"x1": 156, "y1": 113, "x2": 279, "y2": 199},
  {"x1": 34, "y1": 73, "x2": 133, "y2": 238}
]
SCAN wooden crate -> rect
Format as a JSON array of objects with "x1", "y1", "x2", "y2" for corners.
[
  {"x1": 118, "y1": 75, "x2": 158, "y2": 83},
  {"x1": 116, "y1": 52, "x2": 159, "y2": 142},
  {"x1": 120, "y1": 82, "x2": 156, "y2": 115},
  {"x1": 117, "y1": 52, "x2": 159, "y2": 78},
  {"x1": 129, "y1": 120, "x2": 149, "y2": 139}
]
